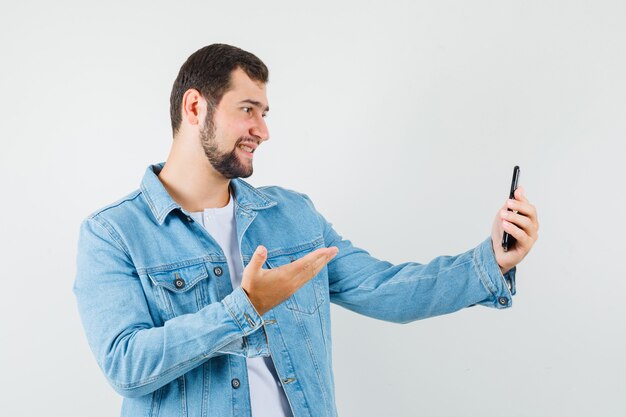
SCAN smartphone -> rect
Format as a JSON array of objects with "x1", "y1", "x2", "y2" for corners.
[{"x1": 501, "y1": 165, "x2": 520, "y2": 252}]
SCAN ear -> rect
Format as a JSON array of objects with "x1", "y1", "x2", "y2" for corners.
[{"x1": 181, "y1": 89, "x2": 205, "y2": 127}]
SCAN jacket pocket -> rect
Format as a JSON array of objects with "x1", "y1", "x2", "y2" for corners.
[
  {"x1": 265, "y1": 244, "x2": 326, "y2": 315},
  {"x1": 147, "y1": 262, "x2": 210, "y2": 321}
]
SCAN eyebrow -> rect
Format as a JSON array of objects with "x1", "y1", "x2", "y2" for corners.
[{"x1": 238, "y1": 99, "x2": 269, "y2": 113}]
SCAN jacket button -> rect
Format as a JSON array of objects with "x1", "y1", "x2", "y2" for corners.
[
  {"x1": 214, "y1": 266, "x2": 223, "y2": 276},
  {"x1": 231, "y1": 378, "x2": 240, "y2": 389},
  {"x1": 174, "y1": 278, "x2": 186, "y2": 289},
  {"x1": 498, "y1": 296, "x2": 508, "y2": 306}
]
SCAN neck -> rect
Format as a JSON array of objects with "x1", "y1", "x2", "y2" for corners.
[{"x1": 157, "y1": 136, "x2": 231, "y2": 212}]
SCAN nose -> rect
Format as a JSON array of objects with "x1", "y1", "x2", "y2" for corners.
[{"x1": 250, "y1": 115, "x2": 270, "y2": 142}]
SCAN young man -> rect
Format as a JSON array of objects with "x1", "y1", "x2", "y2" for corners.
[{"x1": 74, "y1": 44, "x2": 539, "y2": 417}]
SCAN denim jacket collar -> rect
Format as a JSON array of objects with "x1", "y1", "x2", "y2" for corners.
[{"x1": 140, "y1": 161, "x2": 277, "y2": 225}]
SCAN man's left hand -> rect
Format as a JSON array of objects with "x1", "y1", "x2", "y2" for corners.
[{"x1": 491, "y1": 186, "x2": 539, "y2": 275}]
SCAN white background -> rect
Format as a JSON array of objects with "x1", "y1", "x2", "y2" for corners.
[{"x1": 1, "y1": 1, "x2": 624, "y2": 416}]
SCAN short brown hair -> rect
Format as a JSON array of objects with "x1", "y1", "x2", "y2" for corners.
[{"x1": 169, "y1": 44, "x2": 269, "y2": 136}]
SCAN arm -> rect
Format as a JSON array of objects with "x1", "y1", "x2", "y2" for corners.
[
  {"x1": 72, "y1": 217, "x2": 268, "y2": 398},
  {"x1": 299, "y1": 193, "x2": 516, "y2": 324}
]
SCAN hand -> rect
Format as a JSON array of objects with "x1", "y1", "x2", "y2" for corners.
[
  {"x1": 241, "y1": 245, "x2": 339, "y2": 316},
  {"x1": 490, "y1": 186, "x2": 539, "y2": 274}
]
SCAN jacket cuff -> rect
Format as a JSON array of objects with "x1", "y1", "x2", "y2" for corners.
[
  {"x1": 503, "y1": 267, "x2": 517, "y2": 296},
  {"x1": 222, "y1": 286, "x2": 264, "y2": 336},
  {"x1": 474, "y1": 237, "x2": 516, "y2": 309},
  {"x1": 244, "y1": 327, "x2": 270, "y2": 358}
]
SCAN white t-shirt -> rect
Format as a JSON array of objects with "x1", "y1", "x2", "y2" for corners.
[{"x1": 189, "y1": 191, "x2": 293, "y2": 417}]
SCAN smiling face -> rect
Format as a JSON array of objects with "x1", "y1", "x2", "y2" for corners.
[{"x1": 199, "y1": 68, "x2": 270, "y2": 179}]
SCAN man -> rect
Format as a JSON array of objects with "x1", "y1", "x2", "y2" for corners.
[{"x1": 73, "y1": 44, "x2": 539, "y2": 417}]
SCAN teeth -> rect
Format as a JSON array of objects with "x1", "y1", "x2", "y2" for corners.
[{"x1": 239, "y1": 144, "x2": 254, "y2": 153}]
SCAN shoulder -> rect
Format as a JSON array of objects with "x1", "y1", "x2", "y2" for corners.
[
  {"x1": 85, "y1": 189, "x2": 143, "y2": 220},
  {"x1": 254, "y1": 183, "x2": 322, "y2": 214},
  {"x1": 81, "y1": 189, "x2": 149, "y2": 241},
  {"x1": 257, "y1": 184, "x2": 309, "y2": 203}
]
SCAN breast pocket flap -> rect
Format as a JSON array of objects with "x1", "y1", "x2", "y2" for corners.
[{"x1": 147, "y1": 263, "x2": 209, "y2": 293}]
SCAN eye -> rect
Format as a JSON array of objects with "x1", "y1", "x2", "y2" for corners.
[{"x1": 242, "y1": 107, "x2": 251, "y2": 114}]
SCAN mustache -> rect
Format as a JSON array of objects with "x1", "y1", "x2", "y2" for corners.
[{"x1": 236, "y1": 137, "x2": 260, "y2": 146}]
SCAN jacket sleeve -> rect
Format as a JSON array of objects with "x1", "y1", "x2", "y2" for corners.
[
  {"x1": 298, "y1": 193, "x2": 516, "y2": 324},
  {"x1": 72, "y1": 217, "x2": 269, "y2": 398}
]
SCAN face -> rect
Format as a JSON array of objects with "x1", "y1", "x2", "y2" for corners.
[{"x1": 199, "y1": 68, "x2": 270, "y2": 179}]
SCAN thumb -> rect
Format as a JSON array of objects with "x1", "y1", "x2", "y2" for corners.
[{"x1": 247, "y1": 245, "x2": 267, "y2": 271}]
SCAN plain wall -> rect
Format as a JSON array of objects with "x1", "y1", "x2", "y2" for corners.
[{"x1": 1, "y1": 1, "x2": 624, "y2": 416}]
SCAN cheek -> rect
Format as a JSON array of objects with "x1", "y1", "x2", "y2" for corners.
[
  {"x1": 212, "y1": 123, "x2": 239, "y2": 147},
  {"x1": 233, "y1": 118, "x2": 252, "y2": 133},
  {"x1": 220, "y1": 117, "x2": 249, "y2": 138}
]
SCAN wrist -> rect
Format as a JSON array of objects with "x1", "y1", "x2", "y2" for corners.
[{"x1": 240, "y1": 285, "x2": 267, "y2": 316}]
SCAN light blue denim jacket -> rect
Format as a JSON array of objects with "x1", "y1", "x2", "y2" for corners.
[{"x1": 73, "y1": 162, "x2": 516, "y2": 417}]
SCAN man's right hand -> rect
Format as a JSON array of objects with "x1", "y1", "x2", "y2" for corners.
[{"x1": 241, "y1": 245, "x2": 339, "y2": 316}]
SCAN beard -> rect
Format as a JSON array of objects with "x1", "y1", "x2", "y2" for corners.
[{"x1": 200, "y1": 112, "x2": 254, "y2": 179}]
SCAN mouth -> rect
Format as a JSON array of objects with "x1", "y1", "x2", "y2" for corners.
[{"x1": 236, "y1": 142, "x2": 257, "y2": 158}]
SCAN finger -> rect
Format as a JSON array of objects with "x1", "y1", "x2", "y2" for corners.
[
  {"x1": 299, "y1": 247, "x2": 338, "y2": 273},
  {"x1": 502, "y1": 219, "x2": 530, "y2": 247},
  {"x1": 506, "y1": 198, "x2": 537, "y2": 223},
  {"x1": 290, "y1": 247, "x2": 338, "y2": 284},
  {"x1": 282, "y1": 247, "x2": 335, "y2": 271},
  {"x1": 514, "y1": 186, "x2": 528, "y2": 203},
  {"x1": 275, "y1": 247, "x2": 331, "y2": 278},
  {"x1": 246, "y1": 245, "x2": 267, "y2": 272},
  {"x1": 502, "y1": 202, "x2": 539, "y2": 240},
  {"x1": 500, "y1": 209, "x2": 534, "y2": 235}
]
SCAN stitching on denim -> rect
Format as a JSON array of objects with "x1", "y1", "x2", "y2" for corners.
[
  {"x1": 89, "y1": 217, "x2": 131, "y2": 257},
  {"x1": 317, "y1": 300, "x2": 329, "y2": 356},
  {"x1": 149, "y1": 386, "x2": 162, "y2": 417},
  {"x1": 140, "y1": 183, "x2": 180, "y2": 224},
  {"x1": 265, "y1": 236, "x2": 325, "y2": 260},
  {"x1": 271, "y1": 313, "x2": 313, "y2": 416},
  {"x1": 222, "y1": 294, "x2": 245, "y2": 334},
  {"x1": 228, "y1": 356, "x2": 234, "y2": 417},
  {"x1": 139, "y1": 258, "x2": 225, "y2": 275},
  {"x1": 201, "y1": 361, "x2": 210, "y2": 417},
  {"x1": 140, "y1": 182, "x2": 160, "y2": 221},
  {"x1": 178, "y1": 374, "x2": 187, "y2": 417},
  {"x1": 475, "y1": 239, "x2": 514, "y2": 301},
  {"x1": 284, "y1": 277, "x2": 324, "y2": 314},
  {"x1": 196, "y1": 276, "x2": 207, "y2": 311},
  {"x1": 374, "y1": 259, "x2": 474, "y2": 289},
  {"x1": 237, "y1": 179, "x2": 276, "y2": 208},
  {"x1": 157, "y1": 286, "x2": 175, "y2": 319},
  {"x1": 473, "y1": 244, "x2": 497, "y2": 296},
  {"x1": 297, "y1": 191, "x2": 340, "y2": 272},
  {"x1": 292, "y1": 308, "x2": 330, "y2": 415},
  {"x1": 146, "y1": 264, "x2": 209, "y2": 291},
  {"x1": 88, "y1": 189, "x2": 142, "y2": 218},
  {"x1": 111, "y1": 333, "x2": 245, "y2": 391}
]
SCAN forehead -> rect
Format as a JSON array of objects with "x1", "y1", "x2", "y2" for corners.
[{"x1": 222, "y1": 67, "x2": 268, "y2": 105}]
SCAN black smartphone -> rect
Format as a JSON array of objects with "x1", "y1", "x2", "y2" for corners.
[{"x1": 501, "y1": 165, "x2": 520, "y2": 252}]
